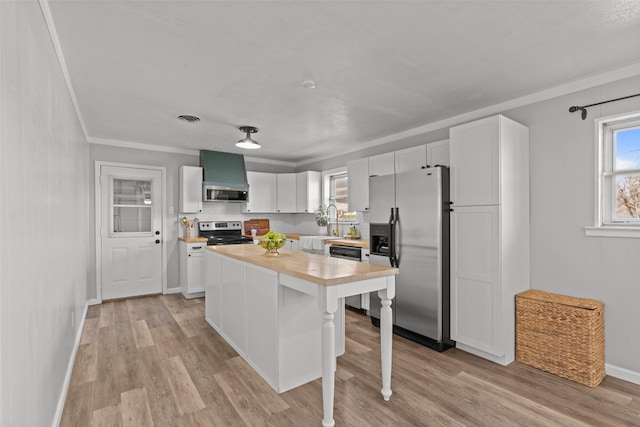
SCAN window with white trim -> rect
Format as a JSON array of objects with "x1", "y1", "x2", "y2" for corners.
[
  {"x1": 329, "y1": 172, "x2": 356, "y2": 220},
  {"x1": 587, "y1": 111, "x2": 640, "y2": 237}
]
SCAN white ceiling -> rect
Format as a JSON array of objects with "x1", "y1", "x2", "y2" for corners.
[{"x1": 47, "y1": 1, "x2": 640, "y2": 164}]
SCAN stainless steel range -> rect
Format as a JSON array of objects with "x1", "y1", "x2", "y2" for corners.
[{"x1": 199, "y1": 221, "x2": 254, "y2": 246}]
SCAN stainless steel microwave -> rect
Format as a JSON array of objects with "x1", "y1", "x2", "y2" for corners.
[{"x1": 202, "y1": 185, "x2": 249, "y2": 203}]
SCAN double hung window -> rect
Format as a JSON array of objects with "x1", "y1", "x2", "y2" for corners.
[{"x1": 587, "y1": 111, "x2": 640, "y2": 237}]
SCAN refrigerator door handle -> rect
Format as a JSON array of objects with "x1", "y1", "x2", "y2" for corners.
[
  {"x1": 393, "y1": 207, "x2": 400, "y2": 267},
  {"x1": 394, "y1": 207, "x2": 400, "y2": 267},
  {"x1": 388, "y1": 207, "x2": 399, "y2": 267},
  {"x1": 388, "y1": 207, "x2": 396, "y2": 267}
]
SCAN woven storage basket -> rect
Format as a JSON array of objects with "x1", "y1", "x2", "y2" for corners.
[{"x1": 516, "y1": 290, "x2": 605, "y2": 387}]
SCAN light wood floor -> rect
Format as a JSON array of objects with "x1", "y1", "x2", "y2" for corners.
[{"x1": 60, "y1": 294, "x2": 640, "y2": 426}]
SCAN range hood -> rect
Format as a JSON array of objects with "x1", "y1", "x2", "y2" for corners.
[{"x1": 200, "y1": 150, "x2": 249, "y2": 202}]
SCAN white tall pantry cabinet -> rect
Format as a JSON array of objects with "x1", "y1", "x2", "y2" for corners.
[{"x1": 449, "y1": 115, "x2": 529, "y2": 366}]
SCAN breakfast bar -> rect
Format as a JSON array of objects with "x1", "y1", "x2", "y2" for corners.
[{"x1": 205, "y1": 244, "x2": 398, "y2": 427}]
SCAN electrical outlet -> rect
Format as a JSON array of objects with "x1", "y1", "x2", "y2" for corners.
[{"x1": 71, "y1": 310, "x2": 75, "y2": 328}]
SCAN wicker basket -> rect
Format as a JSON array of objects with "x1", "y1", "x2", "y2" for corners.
[{"x1": 515, "y1": 290, "x2": 605, "y2": 387}]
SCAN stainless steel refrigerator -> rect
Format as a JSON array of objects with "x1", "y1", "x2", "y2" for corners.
[{"x1": 369, "y1": 166, "x2": 453, "y2": 351}]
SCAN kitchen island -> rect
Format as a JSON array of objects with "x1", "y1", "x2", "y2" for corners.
[{"x1": 205, "y1": 244, "x2": 398, "y2": 427}]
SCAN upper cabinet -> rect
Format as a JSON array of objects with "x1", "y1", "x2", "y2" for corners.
[
  {"x1": 276, "y1": 173, "x2": 297, "y2": 213},
  {"x1": 179, "y1": 166, "x2": 203, "y2": 213},
  {"x1": 296, "y1": 171, "x2": 321, "y2": 213},
  {"x1": 450, "y1": 118, "x2": 501, "y2": 206},
  {"x1": 244, "y1": 171, "x2": 276, "y2": 213},
  {"x1": 427, "y1": 140, "x2": 450, "y2": 167},
  {"x1": 395, "y1": 145, "x2": 427, "y2": 173},
  {"x1": 368, "y1": 152, "x2": 395, "y2": 177},
  {"x1": 244, "y1": 170, "x2": 321, "y2": 214},
  {"x1": 347, "y1": 158, "x2": 369, "y2": 212}
]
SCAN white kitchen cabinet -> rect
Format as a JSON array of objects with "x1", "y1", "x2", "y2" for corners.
[
  {"x1": 296, "y1": 171, "x2": 321, "y2": 213},
  {"x1": 245, "y1": 264, "x2": 279, "y2": 387},
  {"x1": 449, "y1": 114, "x2": 529, "y2": 366},
  {"x1": 369, "y1": 152, "x2": 395, "y2": 176},
  {"x1": 426, "y1": 139, "x2": 450, "y2": 167},
  {"x1": 395, "y1": 145, "x2": 427, "y2": 173},
  {"x1": 244, "y1": 171, "x2": 277, "y2": 213},
  {"x1": 450, "y1": 119, "x2": 500, "y2": 206},
  {"x1": 179, "y1": 165, "x2": 203, "y2": 213},
  {"x1": 179, "y1": 240, "x2": 206, "y2": 298},
  {"x1": 347, "y1": 157, "x2": 369, "y2": 212},
  {"x1": 276, "y1": 173, "x2": 297, "y2": 213}
]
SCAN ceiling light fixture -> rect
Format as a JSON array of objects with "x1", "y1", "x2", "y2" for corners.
[
  {"x1": 236, "y1": 126, "x2": 261, "y2": 150},
  {"x1": 177, "y1": 114, "x2": 200, "y2": 123},
  {"x1": 302, "y1": 79, "x2": 316, "y2": 89}
]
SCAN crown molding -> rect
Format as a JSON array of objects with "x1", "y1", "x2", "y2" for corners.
[
  {"x1": 39, "y1": 0, "x2": 89, "y2": 141},
  {"x1": 88, "y1": 137, "x2": 297, "y2": 167},
  {"x1": 88, "y1": 137, "x2": 200, "y2": 156},
  {"x1": 296, "y1": 62, "x2": 640, "y2": 167},
  {"x1": 244, "y1": 156, "x2": 297, "y2": 167}
]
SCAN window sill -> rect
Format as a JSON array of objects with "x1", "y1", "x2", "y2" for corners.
[{"x1": 584, "y1": 226, "x2": 640, "y2": 238}]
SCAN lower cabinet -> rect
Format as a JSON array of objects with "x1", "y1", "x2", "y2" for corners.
[
  {"x1": 179, "y1": 240, "x2": 206, "y2": 298},
  {"x1": 204, "y1": 252, "x2": 343, "y2": 393},
  {"x1": 450, "y1": 206, "x2": 501, "y2": 356}
]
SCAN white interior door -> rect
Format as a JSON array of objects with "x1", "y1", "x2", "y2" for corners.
[{"x1": 100, "y1": 165, "x2": 163, "y2": 300}]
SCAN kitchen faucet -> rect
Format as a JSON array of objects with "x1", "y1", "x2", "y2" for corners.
[{"x1": 327, "y1": 203, "x2": 339, "y2": 236}]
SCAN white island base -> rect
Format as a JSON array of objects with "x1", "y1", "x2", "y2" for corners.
[{"x1": 205, "y1": 245, "x2": 397, "y2": 427}]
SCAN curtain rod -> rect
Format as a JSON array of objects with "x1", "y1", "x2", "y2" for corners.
[{"x1": 569, "y1": 93, "x2": 640, "y2": 120}]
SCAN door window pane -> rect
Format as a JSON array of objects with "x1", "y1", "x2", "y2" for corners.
[{"x1": 112, "y1": 178, "x2": 153, "y2": 234}]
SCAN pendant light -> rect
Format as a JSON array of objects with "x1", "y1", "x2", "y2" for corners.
[{"x1": 236, "y1": 126, "x2": 260, "y2": 149}]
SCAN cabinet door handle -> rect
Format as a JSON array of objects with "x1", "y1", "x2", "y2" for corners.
[
  {"x1": 155, "y1": 239, "x2": 161, "y2": 244},
  {"x1": 188, "y1": 254, "x2": 191, "y2": 257}
]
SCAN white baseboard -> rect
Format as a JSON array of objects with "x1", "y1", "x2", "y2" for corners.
[
  {"x1": 87, "y1": 298, "x2": 100, "y2": 306},
  {"x1": 52, "y1": 300, "x2": 89, "y2": 427},
  {"x1": 164, "y1": 287, "x2": 181, "y2": 295},
  {"x1": 606, "y1": 363, "x2": 640, "y2": 385}
]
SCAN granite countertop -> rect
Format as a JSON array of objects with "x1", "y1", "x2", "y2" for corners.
[{"x1": 207, "y1": 244, "x2": 397, "y2": 286}]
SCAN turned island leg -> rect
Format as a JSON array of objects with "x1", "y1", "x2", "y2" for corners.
[
  {"x1": 379, "y1": 288, "x2": 393, "y2": 401},
  {"x1": 320, "y1": 287, "x2": 339, "y2": 427}
]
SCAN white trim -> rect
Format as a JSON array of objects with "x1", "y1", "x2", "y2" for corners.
[
  {"x1": 588, "y1": 109, "x2": 640, "y2": 236},
  {"x1": 606, "y1": 363, "x2": 640, "y2": 386},
  {"x1": 94, "y1": 161, "x2": 168, "y2": 302},
  {"x1": 38, "y1": 0, "x2": 89, "y2": 141},
  {"x1": 52, "y1": 301, "x2": 89, "y2": 427},
  {"x1": 87, "y1": 298, "x2": 101, "y2": 306},
  {"x1": 244, "y1": 156, "x2": 296, "y2": 168},
  {"x1": 164, "y1": 287, "x2": 182, "y2": 295},
  {"x1": 89, "y1": 137, "x2": 200, "y2": 156},
  {"x1": 88, "y1": 137, "x2": 298, "y2": 167},
  {"x1": 584, "y1": 226, "x2": 640, "y2": 238}
]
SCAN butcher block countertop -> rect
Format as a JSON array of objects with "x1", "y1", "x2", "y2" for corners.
[
  {"x1": 246, "y1": 233, "x2": 318, "y2": 240},
  {"x1": 178, "y1": 237, "x2": 208, "y2": 243},
  {"x1": 207, "y1": 244, "x2": 397, "y2": 286},
  {"x1": 325, "y1": 238, "x2": 369, "y2": 249}
]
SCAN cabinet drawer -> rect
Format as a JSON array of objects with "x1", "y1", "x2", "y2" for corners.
[{"x1": 187, "y1": 242, "x2": 206, "y2": 252}]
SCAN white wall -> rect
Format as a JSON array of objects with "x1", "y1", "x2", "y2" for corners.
[
  {"x1": 508, "y1": 75, "x2": 640, "y2": 382},
  {"x1": 0, "y1": 1, "x2": 90, "y2": 425}
]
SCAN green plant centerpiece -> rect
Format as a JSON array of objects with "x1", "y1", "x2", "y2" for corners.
[
  {"x1": 315, "y1": 205, "x2": 329, "y2": 226},
  {"x1": 258, "y1": 230, "x2": 286, "y2": 256}
]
